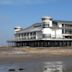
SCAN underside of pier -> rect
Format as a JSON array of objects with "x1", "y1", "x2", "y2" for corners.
[{"x1": 8, "y1": 40, "x2": 72, "y2": 47}]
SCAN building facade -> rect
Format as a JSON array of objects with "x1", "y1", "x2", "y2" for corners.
[{"x1": 8, "y1": 16, "x2": 72, "y2": 47}]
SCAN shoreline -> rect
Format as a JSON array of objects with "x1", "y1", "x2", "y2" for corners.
[{"x1": 0, "y1": 47, "x2": 72, "y2": 64}]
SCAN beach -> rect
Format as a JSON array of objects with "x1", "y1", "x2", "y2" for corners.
[
  {"x1": 0, "y1": 47, "x2": 72, "y2": 64},
  {"x1": 0, "y1": 47, "x2": 72, "y2": 72}
]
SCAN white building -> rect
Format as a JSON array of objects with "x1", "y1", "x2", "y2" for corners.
[{"x1": 8, "y1": 16, "x2": 72, "y2": 47}]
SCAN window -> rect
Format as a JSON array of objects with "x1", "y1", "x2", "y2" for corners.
[
  {"x1": 43, "y1": 24, "x2": 49, "y2": 28},
  {"x1": 27, "y1": 33, "x2": 29, "y2": 36},
  {"x1": 65, "y1": 29, "x2": 72, "y2": 34},
  {"x1": 52, "y1": 21, "x2": 58, "y2": 27},
  {"x1": 52, "y1": 21, "x2": 57, "y2": 25},
  {"x1": 42, "y1": 18, "x2": 46, "y2": 21},
  {"x1": 24, "y1": 33, "x2": 26, "y2": 36},
  {"x1": 30, "y1": 32, "x2": 32, "y2": 35},
  {"x1": 18, "y1": 34, "x2": 20, "y2": 37},
  {"x1": 62, "y1": 29, "x2": 65, "y2": 34},
  {"x1": 43, "y1": 34, "x2": 51, "y2": 38},
  {"x1": 33, "y1": 32, "x2": 36, "y2": 35},
  {"x1": 33, "y1": 36, "x2": 36, "y2": 39}
]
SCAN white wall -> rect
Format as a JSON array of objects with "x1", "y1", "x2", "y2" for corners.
[
  {"x1": 42, "y1": 28, "x2": 52, "y2": 34},
  {"x1": 42, "y1": 28, "x2": 63, "y2": 39},
  {"x1": 56, "y1": 29, "x2": 63, "y2": 38},
  {"x1": 51, "y1": 29, "x2": 56, "y2": 38},
  {"x1": 57, "y1": 23, "x2": 63, "y2": 38},
  {"x1": 42, "y1": 21, "x2": 63, "y2": 39},
  {"x1": 58, "y1": 23, "x2": 62, "y2": 28},
  {"x1": 36, "y1": 31, "x2": 42, "y2": 39}
]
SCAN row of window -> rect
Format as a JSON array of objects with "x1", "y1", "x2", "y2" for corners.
[
  {"x1": 43, "y1": 23, "x2": 72, "y2": 28},
  {"x1": 15, "y1": 32, "x2": 36, "y2": 38},
  {"x1": 62, "y1": 24, "x2": 72, "y2": 28},
  {"x1": 62, "y1": 29, "x2": 72, "y2": 34},
  {"x1": 65, "y1": 29, "x2": 72, "y2": 34},
  {"x1": 16, "y1": 36, "x2": 36, "y2": 40}
]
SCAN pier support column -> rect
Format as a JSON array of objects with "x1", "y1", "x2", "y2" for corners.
[
  {"x1": 59, "y1": 41, "x2": 62, "y2": 47},
  {"x1": 67, "y1": 41, "x2": 69, "y2": 46},
  {"x1": 40, "y1": 41, "x2": 43, "y2": 47},
  {"x1": 71, "y1": 42, "x2": 72, "y2": 46},
  {"x1": 69, "y1": 41, "x2": 71, "y2": 46}
]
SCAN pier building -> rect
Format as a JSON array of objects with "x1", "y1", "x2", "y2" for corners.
[{"x1": 8, "y1": 16, "x2": 72, "y2": 47}]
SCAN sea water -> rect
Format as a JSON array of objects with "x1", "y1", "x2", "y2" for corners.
[{"x1": 0, "y1": 56, "x2": 72, "y2": 72}]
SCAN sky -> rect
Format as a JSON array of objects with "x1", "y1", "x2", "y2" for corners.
[{"x1": 0, "y1": 0, "x2": 72, "y2": 46}]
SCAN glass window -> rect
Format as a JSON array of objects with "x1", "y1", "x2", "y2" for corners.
[
  {"x1": 43, "y1": 34, "x2": 51, "y2": 38},
  {"x1": 33, "y1": 32, "x2": 36, "y2": 35},
  {"x1": 65, "y1": 29, "x2": 72, "y2": 34},
  {"x1": 43, "y1": 24, "x2": 49, "y2": 28},
  {"x1": 24, "y1": 33, "x2": 26, "y2": 36},
  {"x1": 52, "y1": 21, "x2": 57, "y2": 25},
  {"x1": 62, "y1": 29, "x2": 64, "y2": 34},
  {"x1": 52, "y1": 21, "x2": 58, "y2": 27},
  {"x1": 27, "y1": 33, "x2": 29, "y2": 36},
  {"x1": 30, "y1": 32, "x2": 32, "y2": 35}
]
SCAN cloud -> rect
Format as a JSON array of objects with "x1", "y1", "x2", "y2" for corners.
[{"x1": 0, "y1": 0, "x2": 49, "y2": 5}]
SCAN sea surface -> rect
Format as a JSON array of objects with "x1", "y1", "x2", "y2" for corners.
[{"x1": 0, "y1": 56, "x2": 72, "y2": 72}]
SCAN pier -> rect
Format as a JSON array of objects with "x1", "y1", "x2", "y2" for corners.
[{"x1": 8, "y1": 39, "x2": 72, "y2": 47}]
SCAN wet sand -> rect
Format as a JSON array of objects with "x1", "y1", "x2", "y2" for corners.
[
  {"x1": 0, "y1": 53, "x2": 59, "y2": 64},
  {"x1": 0, "y1": 47, "x2": 72, "y2": 64}
]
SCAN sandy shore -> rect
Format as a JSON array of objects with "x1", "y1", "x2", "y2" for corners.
[
  {"x1": 0, "y1": 47, "x2": 72, "y2": 57},
  {"x1": 0, "y1": 47, "x2": 72, "y2": 64}
]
